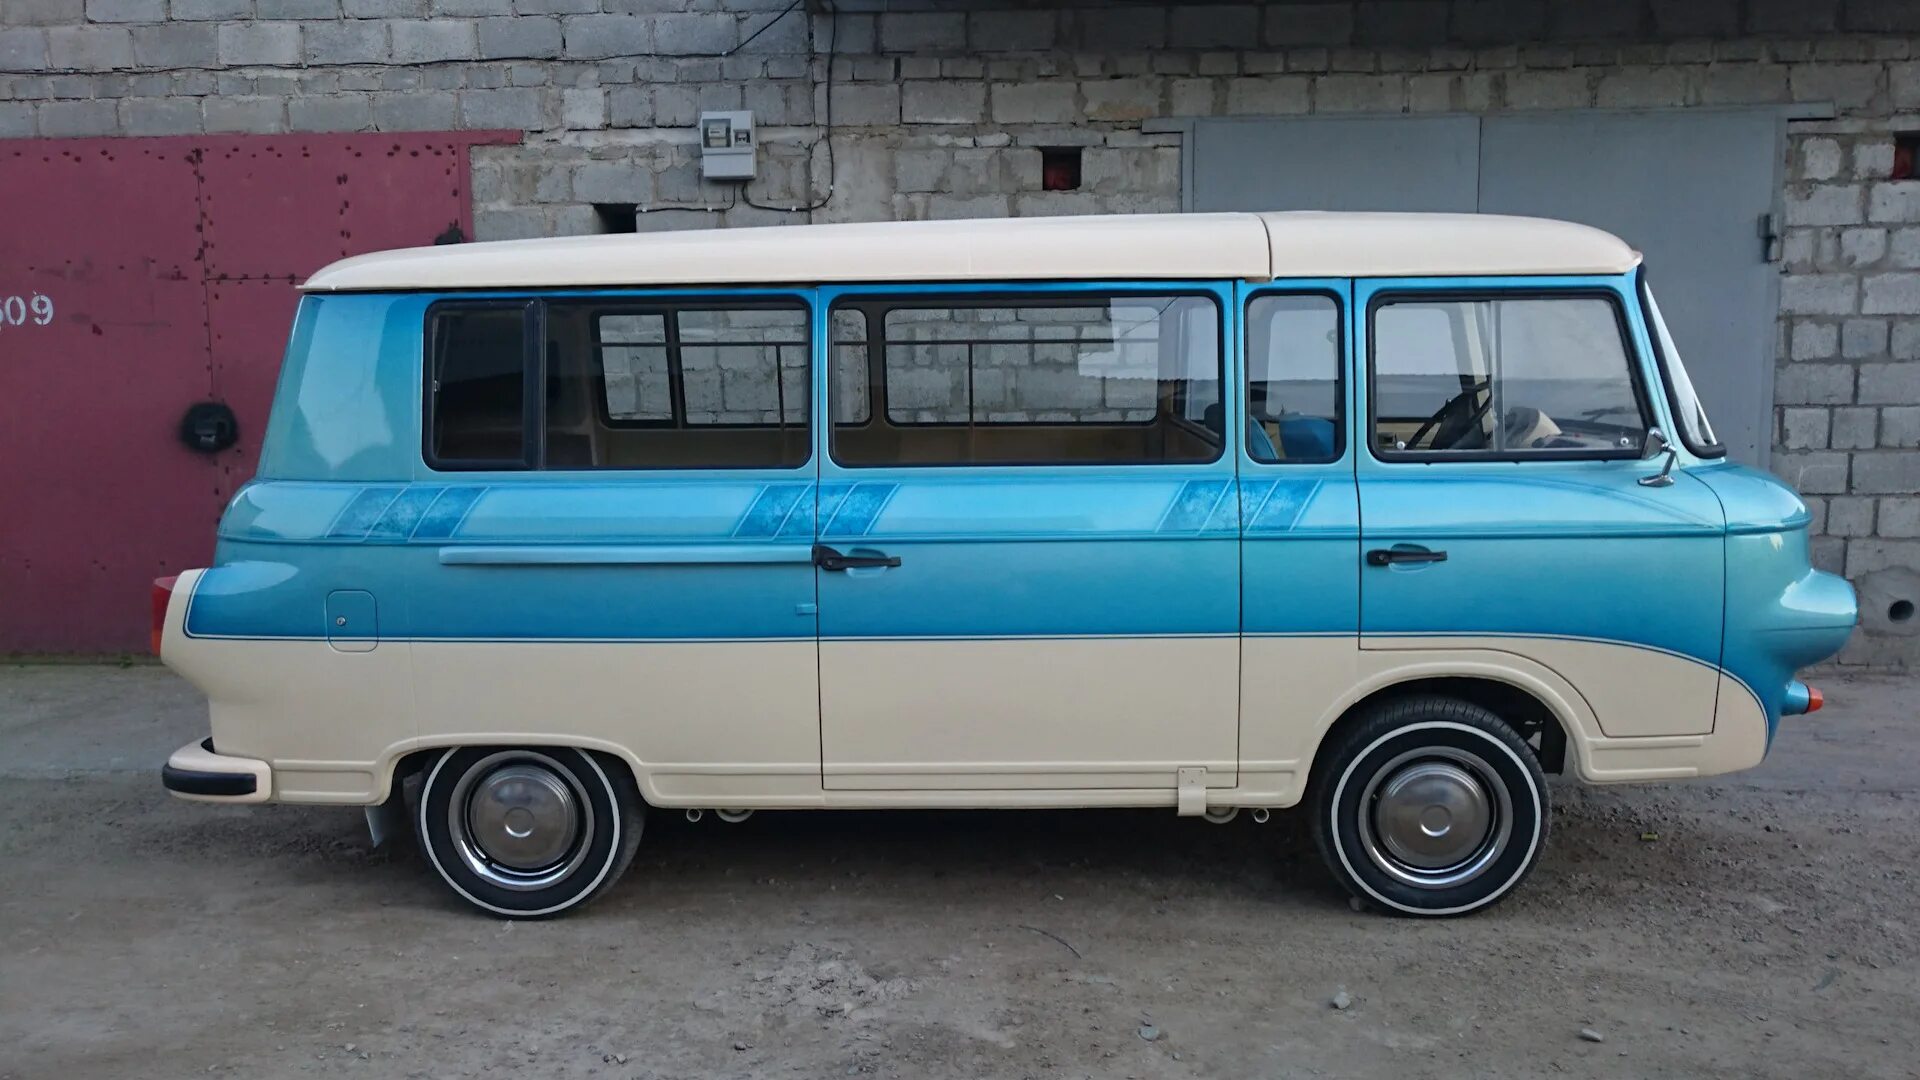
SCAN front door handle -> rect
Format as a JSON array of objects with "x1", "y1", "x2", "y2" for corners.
[
  {"x1": 813, "y1": 544, "x2": 901, "y2": 572},
  {"x1": 1366, "y1": 547, "x2": 1448, "y2": 567}
]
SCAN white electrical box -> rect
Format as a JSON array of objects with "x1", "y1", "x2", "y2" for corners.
[{"x1": 698, "y1": 110, "x2": 756, "y2": 181}]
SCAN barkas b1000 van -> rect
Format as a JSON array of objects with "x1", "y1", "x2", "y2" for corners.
[{"x1": 155, "y1": 212, "x2": 1856, "y2": 919}]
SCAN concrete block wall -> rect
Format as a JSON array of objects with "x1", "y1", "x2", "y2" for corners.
[{"x1": 4, "y1": 0, "x2": 1920, "y2": 662}]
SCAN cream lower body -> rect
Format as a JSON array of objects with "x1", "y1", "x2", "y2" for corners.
[{"x1": 162, "y1": 571, "x2": 1769, "y2": 810}]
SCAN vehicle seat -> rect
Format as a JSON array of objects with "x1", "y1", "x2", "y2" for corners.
[{"x1": 1276, "y1": 417, "x2": 1335, "y2": 460}]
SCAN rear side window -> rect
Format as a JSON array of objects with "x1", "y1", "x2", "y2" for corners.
[
  {"x1": 425, "y1": 299, "x2": 811, "y2": 472},
  {"x1": 1370, "y1": 294, "x2": 1648, "y2": 459},
  {"x1": 545, "y1": 303, "x2": 807, "y2": 469},
  {"x1": 1246, "y1": 293, "x2": 1342, "y2": 463},
  {"x1": 427, "y1": 304, "x2": 534, "y2": 469},
  {"x1": 831, "y1": 294, "x2": 1222, "y2": 467}
]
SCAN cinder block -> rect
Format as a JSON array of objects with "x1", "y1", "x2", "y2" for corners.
[
  {"x1": 49, "y1": 26, "x2": 134, "y2": 70},
  {"x1": 560, "y1": 14, "x2": 647, "y2": 60},
  {"x1": 968, "y1": 10, "x2": 1053, "y2": 52},
  {"x1": 1264, "y1": 2, "x2": 1352, "y2": 46},
  {"x1": 84, "y1": 0, "x2": 166, "y2": 23},
  {"x1": 1315, "y1": 73, "x2": 1406, "y2": 111},
  {"x1": 1851, "y1": 452, "x2": 1920, "y2": 494},
  {"x1": 1594, "y1": 67, "x2": 1688, "y2": 108},
  {"x1": 2, "y1": 0, "x2": 84, "y2": 27},
  {"x1": 1224, "y1": 75, "x2": 1308, "y2": 114},
  {"x1": 1770, "y1": 450, "x2": 1850, "y2": 495},
  {"x1": 1081, "y1": 77, "x2": 1164, "y2": 121},
  {"x1": 303, "y1": 20, "x2": 388, "y2": 65},
  {"x1": 1826, "y1": 495, "x2": 1877, "y2": 537},
  {"x1": 831, "y1": 81, "x2": 901, "y2": 125},
  {"x1": 372, "y1": 89, "x2": 456, "y2": 130},
  {"x1": 203, "y1": 93, "x2": 285, "y2": 131},
  {"x1": 1860, "y1": 361, "x2": 1920, "y2": 404},
  {"x1": 119, "y1": 95, "x2": 201, "y2": 133},
  {"x1": 0, "y1": 103, "x2": 34, "y2": 137},
  {"x1": 1780, "y1": 274, "x2": 1859, "y2": 315},
  {"x1": 1792, "y1": 320, "x2": 1840, "y2": 359},
  {"x1": 476, "y1": 16, "x2": 559, "y2": 59},
  {"x1": 36, "y1": 97, "x2": 116, "y2": 135},
  {"x1": 1775, "y1": 361, "x2": 1856, "y2": 404},
  {"x1": 432, "y1": 0, "x2": 510, "y2": 15},
  {"x1": 1781, "y1": 406, "x2": 1832, "y2": 449},
  {"x1": 341, "y1": 0, "x2": 425, "y2": 14},
  {"x1": 0, "y1": 30, "x2": 49, "y2": 71},
  {"x1": 1863, "y1": 272, "x2": 1920, "y2": 314},
  {"x1": 1169, "y1": 5, "x2": 1260, "y2": 49},
  {"x1": 288, "y1": 93, "x2": 372, "y2": 131},
  {"x1": 1832, "y1": 407, "x2": 1880, "y2": 449},
  {"x1": 878, "y1": 12, "x2": 963, "y2": 52},
  {"x1": 256, "y1": 0, "x2": 337, "y2": 18},
  {"x1": 654, "y1": 13, "x2": 735, "y2": 55},
  {"x1": 902, "y1": 80, "x2": 986, "y2": 124},
  {"x1": 989, "y1": 80, "x2": 1073, "y2": 123},
  {"x1": 217, "y1": 21, "x2": 299, "y2": 66},
  {"x1": 572, "y1": 160, "x2": 652, "y2": 204},
  {"x1": 391, "y1": 19, "x2": 476, "y2": 62},
  {"x1": 460, "y1": 86, "x2": 545, "y2": 128},
  {"x1": 1843, "y1": 317, "x2": 1891, "y2": 358}
]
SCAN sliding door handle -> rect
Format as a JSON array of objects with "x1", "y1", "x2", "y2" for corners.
[
  {"x1": 813, "y1": 544, "x2": 901, "y2": 572},
  {"x1": 1366, "y1": 547, "x2": 1448, "y2": 567}
]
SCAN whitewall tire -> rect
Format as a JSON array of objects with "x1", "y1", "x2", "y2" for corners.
[
  {"x1": 416, "y1": 746, "x2": 642, "y2": 919},
  {"x1": 1311, "y1": 697, "x2": 1549, "y2": 917}
]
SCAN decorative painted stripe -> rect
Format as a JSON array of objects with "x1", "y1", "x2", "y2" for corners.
[
  {"x1": 1158, "y1": 479, "x2": 1233, "y2": 534},
  {"x1": 820, "y1": 482, "x2": 899, "y2": 538},
  {"x1": 1244, "y1": 478, "x2": 1321, "y2": 534},
  {"x1": 439, "y1": 544, "x2": 813, "y2": 566},
  {"x1": 733, "y1": 482, "x2": 811, "y2": 539},
  {"x1": 368, "y1": 485, "x2": 444, "y2": 540},
  {"x1": 411, "y1": 486, "x2": 486, "y2": 540},
  {"x1": 326, "y1": 486, "x2": 404, "y2": 539}
]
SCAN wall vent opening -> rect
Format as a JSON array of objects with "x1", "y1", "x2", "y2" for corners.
[
  {"x1": 593, "y1": 204, "x2": 639, "y2": 233},
  {"x1": 1040, "y1": 147, "x2": 1082, "y2": 192}
]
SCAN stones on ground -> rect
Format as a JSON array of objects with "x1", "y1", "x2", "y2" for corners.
[
  {"x1": 1580, "y1": 1027, "x2": 1605, "y2": 1043},
  {"x1": 1348, "y1": 895, "x2": 1366, "y2": 913},
  {"x1": 1331, "y1": 990, "x2": 1354, "y2": 1011},
  {"x1": 733, "y1": 1040, "x2": 750, "y2": 1051},
  {"x1": 1137, "y1": 1024, "x2": 1160, "y2": 1042}
]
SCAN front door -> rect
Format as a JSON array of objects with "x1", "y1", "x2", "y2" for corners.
[
  {"x1": 1354, "y1": 277, "x2": 1726, "y2": 738},
  {"x1": 813, "y1": 283, "x2": 1241, "y2": 792}
]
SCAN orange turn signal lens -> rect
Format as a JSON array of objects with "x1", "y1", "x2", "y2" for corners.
[
  {"x1": 150, "y1": 575, "x2": 178, "y2": 656},
  {"x1": 1805, "y1": 685, "x2": 1824, "y2": 713}
]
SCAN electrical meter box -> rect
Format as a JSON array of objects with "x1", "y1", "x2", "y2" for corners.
[{"x1": 698, "y1": 111, "x2": 756, "y2": 181}]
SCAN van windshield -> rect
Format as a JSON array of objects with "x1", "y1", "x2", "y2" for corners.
[{"x1": 1641, "y1": 284, "x2": 1723, "y2": 457}]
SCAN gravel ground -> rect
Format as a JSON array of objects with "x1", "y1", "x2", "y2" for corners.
[{"x1": 1, "y1": 664, "x2": 1915, "y2": 1080}]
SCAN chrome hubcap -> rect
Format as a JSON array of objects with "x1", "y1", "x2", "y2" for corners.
[
  {"x1": 448, "y1": 752, "x2": 594, "y2": 891},
  {"x1": 1358, "y1": 747, "x2": 1511, "y2": 889}
]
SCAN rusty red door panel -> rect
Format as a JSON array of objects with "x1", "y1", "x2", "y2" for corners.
[{"x1": 0, "y1": 131, "x2": 518, "y2": 652}]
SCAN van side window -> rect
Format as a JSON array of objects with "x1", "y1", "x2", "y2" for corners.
[
  {"x1": 1246, "y1": 293, "x2": 1342, "y2": 463},
  {"x1": 1370, "y1": 295, "x2": 1647, "y2": 458},
  {"x1": 427, "y1": 304, "x2": 534, "y2": 469},
  {"x1": 544, "y1": 302, "x2": 808, "y2": 470},
  {"x1": 830, "y1": 294, "x2": 1222, "y2": 467}
]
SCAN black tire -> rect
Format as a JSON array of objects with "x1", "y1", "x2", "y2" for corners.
[
  {"x1": 416, "y1": 746, "x2": 643, "y2": 919},
  {"x1": 1310, "y1": 696, "x2": 1548, "y2": 917}
]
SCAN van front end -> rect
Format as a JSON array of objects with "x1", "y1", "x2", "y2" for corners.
[{"x1": 1697, "y1": 464, "x2": 1858, "y2": 740}]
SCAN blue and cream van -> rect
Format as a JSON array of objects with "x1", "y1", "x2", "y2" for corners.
[{"x1": 156, "y1": 212, "x2": 1856, "y2": 918}]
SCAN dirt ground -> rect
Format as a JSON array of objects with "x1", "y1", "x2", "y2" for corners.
[{"x1": 1, "y1": 664, "x2": 1916, "y2": 1080}]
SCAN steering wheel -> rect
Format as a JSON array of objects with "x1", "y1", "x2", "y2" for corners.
[{"x1": 1405, "y1": 381, "x2": 1492, "y2": 451}]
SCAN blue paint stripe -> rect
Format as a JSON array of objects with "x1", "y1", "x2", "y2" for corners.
[
  {"x1": 326, "y1": 487, "x2": 404, "y2": 539},
  {"x1": 412, "y1": 486, "x2": 485, "y2": 540}
]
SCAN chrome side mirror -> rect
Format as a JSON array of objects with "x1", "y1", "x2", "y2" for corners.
[{"x1": 1638, "y1": 427, "x2": 1677, "y2": 487}]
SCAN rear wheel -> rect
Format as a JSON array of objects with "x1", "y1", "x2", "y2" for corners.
[
  {"x1": 1311, "y1": 696, "x2": 1548, "y2": 916},
  {"x1": 416, "y1": 746, "x2": 642, "y2": 918}
]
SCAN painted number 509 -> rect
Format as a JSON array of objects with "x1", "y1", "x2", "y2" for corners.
[{"x1": 0, "y1": 293, "x2": 55, "y2": 329}]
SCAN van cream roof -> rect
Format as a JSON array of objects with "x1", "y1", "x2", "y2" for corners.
[{"x1": 300, "y1": 211, "x2": 1640, "y2": 293}]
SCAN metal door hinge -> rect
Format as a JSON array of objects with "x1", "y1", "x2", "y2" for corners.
[
  {"x1": 1176, "y1": 767, "x2": 1207, "y2": 817},
  {"x1": 1759, "y1": 212, "x2": 1782, "y2": 263}
]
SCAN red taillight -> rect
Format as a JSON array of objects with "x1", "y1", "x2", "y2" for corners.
[
  {"x1": 151, "y1": 575, "x2": 178, "y2": 655},
  {"x1": 1805, "y1": 685, "x2": 1824, "y2": 713}
]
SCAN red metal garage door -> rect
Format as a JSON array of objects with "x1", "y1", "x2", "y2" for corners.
[{"x1": 0, "y1": 131, "x2": 518, "y2": 653}]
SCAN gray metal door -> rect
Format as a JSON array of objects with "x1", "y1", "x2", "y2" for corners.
[
  {"x1": 1188, "y1": 115, "x2": 1479, "y2": 213},
  {"x1": 1181, "y1": 109, "x2": 1784, "y2": 464}
]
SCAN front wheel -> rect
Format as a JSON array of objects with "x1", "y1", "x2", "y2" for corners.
[
  {"x1": 416, "y1": 746, "x2": 642, "y2": 918},
  {"x1": 1311, "y1": 697, "x2": 1548, "y2": 916}
]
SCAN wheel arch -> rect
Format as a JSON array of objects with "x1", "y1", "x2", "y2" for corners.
[
  {"x1": 1308, "y1": 673, "x2": 1572, "y2": 785},
  {"x1": 377, "y1": 739, "x2": 652, "y2": 808}
]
